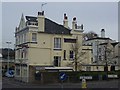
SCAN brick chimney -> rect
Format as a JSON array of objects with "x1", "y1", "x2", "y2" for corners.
[
  {"x1": 72, "y1": 17, "x2": 77, "y2": 30},
  {"x1": 63, "y1": 13, "x2": 68, "y2": 28},
  {"x1": 101, "y1": 29, "x2": 105, "y2": 38},
  {"x1": 37, "y1": 11, "x2": 45, "y2": 32}
]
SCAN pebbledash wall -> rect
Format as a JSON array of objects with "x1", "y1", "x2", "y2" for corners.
[{"x1": 14, "y1": 11, "x2": 92, "y2": 83}]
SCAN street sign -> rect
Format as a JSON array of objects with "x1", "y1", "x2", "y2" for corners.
[
  {"x1": 80, "y1": 76, "x2": 92, "y2": 80},
  {"x1": 108, "y1": 75, "x2": 118, "y2": 78},
  {"x1": 59, "y1": 72, "x2": 67, "y2": 81}
]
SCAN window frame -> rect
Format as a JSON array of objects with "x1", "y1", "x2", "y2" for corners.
[
  {"x1": 63, "y1": 50, "x2": 66, "y2": 60},
  {"x1": 69, "y1": 50, "x2": 74, "y2": 60},
  {"x1": 54, "y1": 56, "x2": 61, "y2": 67},
  {"x1": 32, "y1": 33, "x2": 37, "y2": 42},
  {"x1": 54, "y1": 38, "x2": 61, "y2": 50}
]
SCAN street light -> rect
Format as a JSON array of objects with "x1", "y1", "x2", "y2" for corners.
[{"x1": 6, "y1": 41, "x2": 12, "y2": 71}]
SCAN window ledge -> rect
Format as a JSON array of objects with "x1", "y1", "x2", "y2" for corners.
[
  {"x1": 69, "y1": 58, "x2": 74, "y2": 60},
  {"x1": 53, "y1": 48, "x2": 62, "y2": 51},
  {"x1": 63, "y1": 59, "x2": 67, "y2": 60}
]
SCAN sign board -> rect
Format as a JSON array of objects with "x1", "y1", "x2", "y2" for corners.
[
  {"x1": 35, "y1": 67, "x2": 45, "y2": 70},
  {"x1": 59, "y1": 72, "x2": 67, "y2": 81},
  {"x1": 8, "y1": 70, "x2": 14, "y2": 75},
  {"x1": 80, "y1": 76, "x2": 92, "y2": 80},
  {"x1": 108, "y1": 75, "x2": 118, "y2": 78}
]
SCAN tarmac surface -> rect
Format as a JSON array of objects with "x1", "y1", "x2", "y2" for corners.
[{"x1": 2, "y1": 77, "x2": 120, "y2": 89}]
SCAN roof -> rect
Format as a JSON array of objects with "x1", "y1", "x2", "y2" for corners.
[
  {"x1": 86, "y1": 37, "x2": 111, "y2": 41},
  {"x1": 45, "y1": 18, "x2": 71, "y2": 35},
  {"x1": 111, "y1": 42, "x2": 119, "y2": 46},
  {"x1": 99, "y1": 42, "x2": 108, "y2": 45},
  {"x1": 99, "y1": 42, "x2": 119, "y2": 46},
  {"x1": 26, "y1": 16, "x2": 37, "y2": 22},
  {"x1": 25, "y1": 16, "x2": 71, "y2": 35}
]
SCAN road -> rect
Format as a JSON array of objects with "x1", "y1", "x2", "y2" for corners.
[{"x1": 2, "y1": 77, "x2": 120, "y2": 89}]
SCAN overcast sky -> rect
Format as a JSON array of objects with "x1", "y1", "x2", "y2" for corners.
[{"x1": 1, "y1": 1, "x2": 118, "y2": 48}]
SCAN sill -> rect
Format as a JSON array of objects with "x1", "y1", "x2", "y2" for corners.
[
  {"x1": 53, "y1": 48, "x2": 62, "y2": 51},
  {"x1": 69, "y1": 59, "x2": 74, "y2": 60},
  {"x1": 31, "y1": 41, "x2": 37, "y2": 44}
]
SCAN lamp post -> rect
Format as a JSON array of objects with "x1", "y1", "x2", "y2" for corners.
[{"x1": 6, "y1": 41, "x2": 12, "y2": 71}]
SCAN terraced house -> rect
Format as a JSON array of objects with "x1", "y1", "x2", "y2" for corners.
[{"x1": 15, "y1": 11, "x2": 92, "y2": 83}]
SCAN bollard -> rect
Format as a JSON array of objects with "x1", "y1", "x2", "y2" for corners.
[{"x1": 81, "y1": 78, "x2": 87, "y2": 88}]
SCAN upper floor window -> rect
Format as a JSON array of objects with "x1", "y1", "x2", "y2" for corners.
[
  {"x1": 32, "y1": 33, "x2": 37, "y2": 42},
  {"x1": 23, "y1": 33, "x2": 26, "y2": 43},
  {"x1": 69, "y1": 50, "x2": 74, "y2": 60},
  {"x1": 16, "y1": 37, "x2": 18, "y2": 45},
  {"x1": 18, "y1": 36, "x2": 20, "y2": 44},
  {"x1": 54, "y1": 38, "x2": 61, "y2": 49},
  {"x1": 63, "y1": 50, "x2": 66, "y2": 60},
  {"x1": 18, "y1": 50, "x2": 20, "y2": 59},
  {"x1": 21, "y1": 34, "x2": 23, "y2": 43},
  {"x1": 21, "y1": 52, "x2": 24, "y2": 58}
]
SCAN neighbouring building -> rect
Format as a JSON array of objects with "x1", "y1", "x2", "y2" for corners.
[
  {"x1": 0, "y1": 49, "x2": 15, "y2": 73},
  {"x1": 0, "y1": 53, "x2": 2, "y2": 69},
  {"x1": 83, "y1": 29, "x2": 119, "y2": 71},
  {"x1": 99, "y1": 42, "x2": 120, "y2": 71},
  {"x1": 15, "y1": 11, "x2": 92, "y2": 82}
]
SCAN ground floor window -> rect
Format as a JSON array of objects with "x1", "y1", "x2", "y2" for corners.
[
  {"x1": 16, "y1": 67, "x2": 20, "y2": 76},
  {"x1": 23, "y1": 67, "x2": 27, "y2": 76},
  {"x1": 54, "y1": 56, "x2": 61, "y2": 67},
  {"x1": 110, "y1": 66, "x2": 115, "y2": 71},
  {"x1": 104, "y1": 66, "x2": 108, "y2": 71},
  {"x1": 35, "y1": 71, "x2": 41, "y2": 80},
  {"x1": 86, "y1": 66, "x2": 91, "y2": 71}
]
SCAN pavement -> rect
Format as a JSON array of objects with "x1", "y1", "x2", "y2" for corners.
[{"x1": 2, "y1": 77, "x2": 120, "y2": 89}]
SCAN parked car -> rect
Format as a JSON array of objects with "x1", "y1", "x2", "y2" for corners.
[{"x1": 5, "y1": 70, "x2": 14, "y2": 78}]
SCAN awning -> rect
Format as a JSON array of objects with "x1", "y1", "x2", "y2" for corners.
[{"x1": 35, "y1": 66, "x2": 73, "y2": 70}]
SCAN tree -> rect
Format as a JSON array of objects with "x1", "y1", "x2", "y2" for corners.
[
  {"x1": 67, "y1": 40, "x2": 86, "y2": 71},
  {"x1": 1, "y1": 48, "x2": 15, "y2": 59},
  {"x1": 100, "y1": 44, "x2": 114, "y2": 71},
  {"x1": 83, "y1": 31, "x2": 98, "y2": 40}
]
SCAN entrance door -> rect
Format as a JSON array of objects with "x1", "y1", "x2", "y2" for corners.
[
  {"x1": 54, "y1": 56, "x2": 61, "y2": 67},
  {"x1": 104, "y1": 66, "x2": 108, "y2": 71},
  {"x1": 110, "y1": 66, "x2": 115, "y2": 71}
]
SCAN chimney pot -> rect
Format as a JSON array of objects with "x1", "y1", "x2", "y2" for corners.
[
  {"x1": 38, "y1": 11, "x2": 44, "y2": 16},
  {"x1": 101, "y1": 29, "x2": 105, "y2": 38},
  {"x1": 64, "y1": 13, "x2": 67, "y2": 19},
  {"x1": 101, "y1": 29, "x2": 105, "y2": 32},
  {"x1": 38, "y1": 12, "x2": 41, "y2": 15},
  {"x1": 42, "y1": 11, "x2": 44, "y2": 15},
  {"x1": 81, "y1": 24, "x2": 83, "y2": 30},
  {"x1": 64, "y1": 13, "x2": 66, "y2": 17},
  {"x1": 73, "y1": 17, "x2": 76, "y2": 21}
]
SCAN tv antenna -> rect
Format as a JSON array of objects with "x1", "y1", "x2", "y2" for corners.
[{"x1": 41, "y1": 3, "x2": 47, "y2": 11}]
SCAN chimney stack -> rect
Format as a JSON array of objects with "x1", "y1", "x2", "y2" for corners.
[
  {"x1": 72, "y1": 17, "x2": 77, "y2": 30},
  {"x1": 101, "y1": 29, "x2": 105, "y2": 38},
  {"x1": 38, "y1": 11, "x2": 45, "y2": 32},
  {"x1": 63, "y1": 13, "x2": 68, "y2": 28}
]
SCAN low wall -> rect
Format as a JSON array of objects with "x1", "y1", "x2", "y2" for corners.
[{"x1": 29, "y1": 71, "x2": 120, "y2": 84}]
